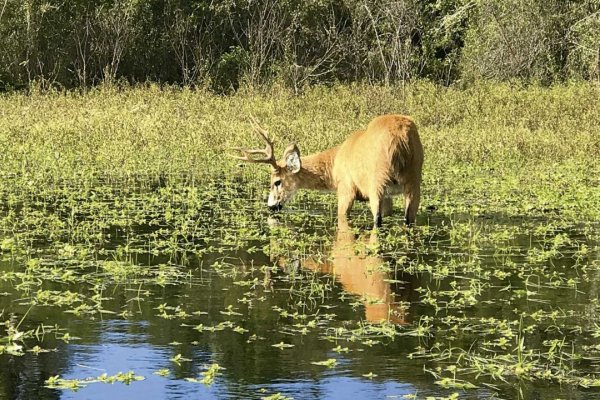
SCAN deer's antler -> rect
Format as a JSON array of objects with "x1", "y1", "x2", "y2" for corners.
[{"x1": 230, "y1": 115, "x2": 277, "y2": 167}]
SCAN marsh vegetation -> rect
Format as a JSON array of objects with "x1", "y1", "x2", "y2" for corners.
[{"x1": 0, "y1": 82, "x2": 599, "y2": 399}]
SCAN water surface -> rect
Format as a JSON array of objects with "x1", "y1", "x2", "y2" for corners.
[{"x1": 1, "y1": 183, "x2": 599, "y2": 399}]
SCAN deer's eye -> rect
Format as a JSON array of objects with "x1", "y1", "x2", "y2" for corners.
[{"x1": 273, "y1": 180, "x2": 282, "y2": 187}]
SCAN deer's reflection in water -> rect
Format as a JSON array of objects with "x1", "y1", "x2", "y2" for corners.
[{"x1": 271, "y1": 218, "x2": 417, "y2": 324}]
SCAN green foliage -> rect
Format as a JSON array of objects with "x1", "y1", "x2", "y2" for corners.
[
  {"x1": 45, "y1": 371, "x2": 145, "y2": 391},
  {"x1": 0, "y1": 0, "x2": 598, "y2": 91},
  {"x1": 1, "y1": 82, "x2": 598, "y2": 196},
  {"x1": 459, "y1": 0, "x2": 597, "y2": 82}
]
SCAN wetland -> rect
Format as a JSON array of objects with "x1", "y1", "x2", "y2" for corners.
[{"x1": 0, "y1": 82, "x2": 599, "y2": 399}]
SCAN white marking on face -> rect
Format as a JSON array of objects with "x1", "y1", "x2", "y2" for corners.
[{"x1": 267, "y1": 191, "x2": 278, "y2": 208}]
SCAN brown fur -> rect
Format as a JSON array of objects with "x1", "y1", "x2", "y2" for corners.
[{"x1": 266, "y1": 114, "x2": 423, "y2": 227}]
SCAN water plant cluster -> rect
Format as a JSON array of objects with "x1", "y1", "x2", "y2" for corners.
[{"x1": 0, "y1": 82, "x2": 599, "y2": 399}]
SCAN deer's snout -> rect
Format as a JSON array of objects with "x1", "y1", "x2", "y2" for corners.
[
  {"x1": 268, "y1": 203, "x2": 283, "y2": 212},
  {"x1": 267, "y1": 191, "x2": 283, "y2": 212}
]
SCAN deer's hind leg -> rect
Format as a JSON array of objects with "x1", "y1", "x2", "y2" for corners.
[
  {"x1": 403, "y1": 179, "x2": 421, "y2": 226},
  {"x1": 368, "y1": 196, "x2": 383, "y2": 228},
  {"x1": 381, "y1": 196, "x2": 393, "y2": 217},
  {"x1": 368, "y1": 169, "x2": 394, "y2": 228},
  {"x1": 337, "y1": 186, "x2": 356, "y2": 228},
  {"x1": 368, "y1": 183, "x2": 389, "y2": 229},
  {"x1": 369, "y1": 195, "x2": 393, "y2": 228}
]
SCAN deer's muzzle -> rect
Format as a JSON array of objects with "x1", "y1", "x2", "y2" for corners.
[{"x1": 268, "y1": 204, "x2": 283, "y2": 212}]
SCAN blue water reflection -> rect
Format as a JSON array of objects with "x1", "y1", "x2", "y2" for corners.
[{"x1": 55, "y1": 320, "x2": 426, "y2": 399}]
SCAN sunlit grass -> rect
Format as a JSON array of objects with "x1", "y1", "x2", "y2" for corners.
[{"x1": 1, "y1": 82, "x2": 598, "y2": 220}]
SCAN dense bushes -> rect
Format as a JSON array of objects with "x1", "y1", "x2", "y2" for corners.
[{"x1": 0, "y1": 0, "x2": 598, "y2": 91}]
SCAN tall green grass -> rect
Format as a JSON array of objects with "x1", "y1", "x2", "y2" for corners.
[{"x1": 1, "y1": 82, "x2": 599, "y2": 218}]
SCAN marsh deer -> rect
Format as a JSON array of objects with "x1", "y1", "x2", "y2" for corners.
[{"x1": 232, "y1": 115, "x2": 423, "y2": 227}]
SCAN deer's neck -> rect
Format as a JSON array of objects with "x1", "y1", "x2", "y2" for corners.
[{"x1": 298, "y1": 146, "x2": 338, "y2": 191}]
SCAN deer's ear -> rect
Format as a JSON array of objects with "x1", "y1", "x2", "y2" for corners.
[{"x1": 283, "y1": 144, "x2": 301, "y2": 174}]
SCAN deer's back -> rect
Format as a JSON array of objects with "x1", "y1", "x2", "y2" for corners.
[{"x1": 333, "y1": 115, "x2": 422, "y2": 196}]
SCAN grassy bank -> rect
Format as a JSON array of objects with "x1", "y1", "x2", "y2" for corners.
[{"x1": 0, "y1": 82, "x2": 599, "y2": 219}]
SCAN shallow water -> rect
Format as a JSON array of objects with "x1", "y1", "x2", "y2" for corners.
[{"x1": 1, "y1": 183, "x2": 599, "y2": 399}]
